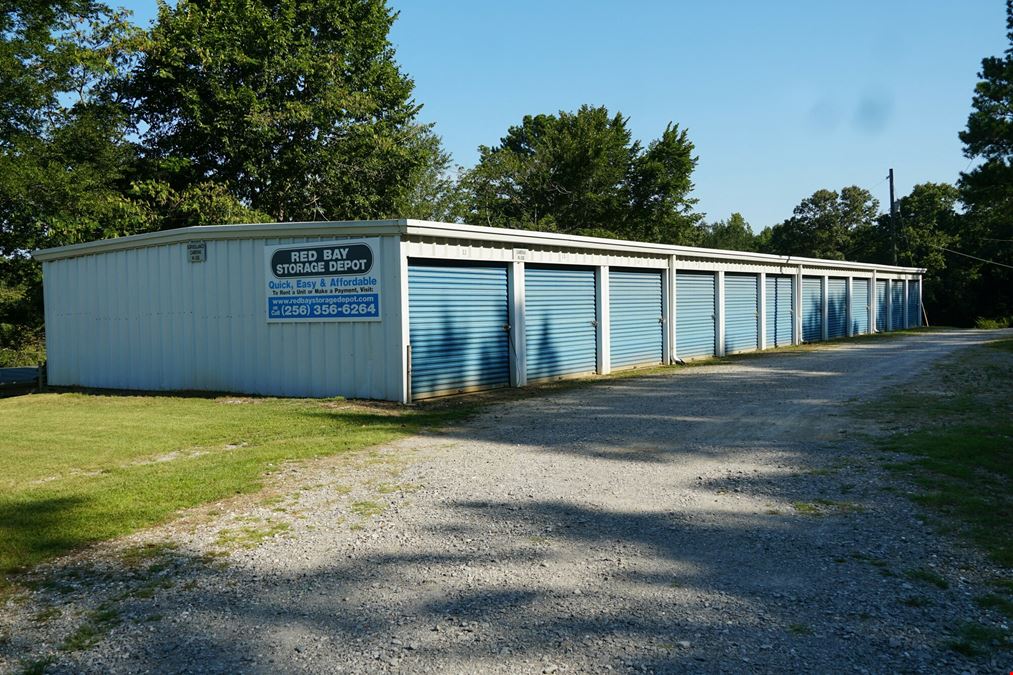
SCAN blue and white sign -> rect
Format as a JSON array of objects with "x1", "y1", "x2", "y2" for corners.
[{"x1": 265, "y1": 239, "x2": 382, "y2": 322}]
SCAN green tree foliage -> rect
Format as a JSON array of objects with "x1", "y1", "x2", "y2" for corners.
[
  {"x1": 887, "y1": 183, "x2": 962, "y2": 323},
  {"x1": 0, "y1": 1, "x2": 148, "y2": 364},
  {"x1": 1, "y1": 0, "x2": 447, "y2": 363},
  {"x1": 127, "y1": 0, "x2": 445, "y2": 223},
  {"x1": 954, "y1": 0, "x2": 1013, "y2": 323},
  {"x1": 460, "y1": 105, "x2": 702, "y2": 244},
  {"x1": 763, "y1": 186, "x2": 879, "y2": 260},
  {"x1": 699, "y1": 213, "x2": 758, "y2": 251}
]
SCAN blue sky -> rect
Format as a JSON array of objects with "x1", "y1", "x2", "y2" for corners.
[{"x1": 121, "y1": 1, "x2": 1006, "y2": 230}]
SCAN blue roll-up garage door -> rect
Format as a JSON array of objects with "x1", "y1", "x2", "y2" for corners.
[
  {"x1": 891, "y1": 281, "x2": 905, "y2": 329},
  {"x1": 802, "y1": 277, "x2": 824, "y2": 342},
  {"x1": 765, "y1": 275, "x2": 794, "y2": 348},
  {"x1": 827, "y1": 278, "x2": 848, "y2": 339},
  {"x1": 725, "y1": 274, "x2": 759, "y2": 354},
  {"x1": 851, "y1": 278, "x2": 870, "y2": 335},
  {"x1": 876, "y1": 280, "x2": 888, "y2": 332},
  {"x1": 908, "y1": 280, "x2": 921, "y2": 327},
  {"x1": 408, "y1": 262, "x2": 510, "y2": 398},
  {"x1": 675, "y1": 271, "x2": 716, "y2": 359},
  {"x1": 526, "y1": 266, "x2": 597, "y2": 381},
  {"x1": 610, "y1": 269, "x2": 663, "y2": 368}
]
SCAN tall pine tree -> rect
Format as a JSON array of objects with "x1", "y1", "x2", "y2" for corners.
[{"x1": 957, "y1": 0, "x2": 1013, "y2": 323}]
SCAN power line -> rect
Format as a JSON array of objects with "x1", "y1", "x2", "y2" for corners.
[
  {"x1": 868, "y1": 174, "x2": 890, "y2": 190},
  {"x1": 928, "y1": 243, "x2": 1013, "y2": 270}
]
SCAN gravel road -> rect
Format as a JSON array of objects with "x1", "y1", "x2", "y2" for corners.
[{"x1": 3, "y1": 329, "x2": 1011, "y2": 674}]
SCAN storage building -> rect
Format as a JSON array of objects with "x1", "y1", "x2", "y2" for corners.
[{"x1": 34, "y1": 220, "x2": 925, "y2": 402}]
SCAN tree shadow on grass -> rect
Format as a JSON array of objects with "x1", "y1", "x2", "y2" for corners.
[{"x1": 0, "y1": 495, "x2": 92, "y2": 578}]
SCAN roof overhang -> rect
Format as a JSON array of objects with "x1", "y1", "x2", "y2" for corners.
[{"x1": 32, "y1": 218, "x2": 926, "y2": 274}]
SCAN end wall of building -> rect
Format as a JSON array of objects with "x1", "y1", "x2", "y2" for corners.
[{"x1": 42, "y1": 235, "x2": 405, "y2": 400}]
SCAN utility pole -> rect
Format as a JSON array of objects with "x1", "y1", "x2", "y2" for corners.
[{"x1": 888, "y1": 168, "x2": 897, "y2": 265}]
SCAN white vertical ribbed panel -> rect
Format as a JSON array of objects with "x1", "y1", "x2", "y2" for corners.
[{"x1": 42, "y1": 235, "x2": 405, "y2": 400}]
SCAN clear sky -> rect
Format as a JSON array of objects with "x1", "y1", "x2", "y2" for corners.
[{"x1": 120, "y1": 1, "x2": 1006, "y2": 231}]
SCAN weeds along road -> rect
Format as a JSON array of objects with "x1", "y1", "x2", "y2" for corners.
[{"x1": 5, "y1": 329, "x2": 1010, "y2": 674}]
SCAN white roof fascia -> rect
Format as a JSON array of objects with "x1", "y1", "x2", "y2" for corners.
[
  {"x1": 33, "y1": 217, "x2": 925, "y2": 274},
  {"x1": 33, "y1": 220, "x2": 408, "y2": 261}
]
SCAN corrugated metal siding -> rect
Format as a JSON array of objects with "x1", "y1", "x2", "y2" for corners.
[
  {"x1": 41, "y1": 236, "x2": 405, "y2": 399},
  {"x1": 891, "y1": 281, "x2": 905, "y2": 329},
  {"x1": 724, "y1": 274, "x2": 759, "y2": 354},
  {"x1": 876, "y1": 280, "x2": 888, "y2": 332},
  {"x1": 851, "y1": 278, "x2": 870, "y2": 335},
  {"x1": 525, "y1": 266, "x2": 597, "y2": 380},
  {"x1": 826, "y1": 278, "x2": 847, "y2": 339},
  {"x1": 609, "y1": 270, "x2": 663, "y2": 368},
  {"x1": 675, "y1": 271, "x2": 716, "y2": 359},
  {"x1": 908, "y1": 280, "x2": 921, "y2": 327},
  {"x1": 765, "y1": 275, "x2": 794, "y2": 348},
  {"x1": 801, "y1": 277, "x2": 824, "y2": 342},
  {"x1": 408, "y1": 263, "x2": 509, "y2": 397}
]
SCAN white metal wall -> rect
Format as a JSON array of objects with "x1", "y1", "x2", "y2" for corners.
[{"x1": 42, "y1": 235, "x2": 405, "y2": 400}]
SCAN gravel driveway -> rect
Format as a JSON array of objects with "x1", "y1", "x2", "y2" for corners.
[{"x1": 5, "y1": 330, "x2": 1010, "y2": 674}]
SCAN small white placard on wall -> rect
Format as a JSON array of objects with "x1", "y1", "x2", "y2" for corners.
[{"x1": 187, "y1": 241, "x2": 206, "y2": 263}]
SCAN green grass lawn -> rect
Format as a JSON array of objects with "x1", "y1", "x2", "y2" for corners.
[
  {"x1": 0, "y1": 392, "x2": 470, "y2": 583},
  {"x1": 865, "y1": 335, "x2": 1013, "y2": 641}
]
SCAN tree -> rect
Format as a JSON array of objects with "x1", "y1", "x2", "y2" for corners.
[
  {"x1": 889, "y1": 183, "x2": 962, "y2": 324},
  {"x1": 764, "y1": 187, "x2": 879, "y2": 260},
  {"x1": 894, "y1": 183, "x2": 959, "y2": 271},
  {"x1": 460, "y1": 105, "x2": 703, "y2": 244},
  {"x1": 396, "y1": 134, "x2": 466, "y2": 222},
  {"x1": 127, "y1": 0, "x2": 445, "y2": 223},
  {"x1": 627, "y1": 123, "x2": 703, "y2": 244},
  {"x1": 700, "y1": 213, "x2": 757, "y2": 251},
  {"x1": 955, "y1": 0, "x2": 1013, "y2": 323},
  {"x1": 0, "y1": 1, "x2": 148, "y2": 364}
]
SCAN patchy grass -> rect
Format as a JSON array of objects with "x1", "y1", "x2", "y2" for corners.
[
  {"x1": 18, "y1": 656, "x2": 54, "y2": 675},
  {"x1": 791, "y1": 501, "x2": 822, "y2": 516},
  {"x1": 904, "y1": 567, "x2": 949, "y2": 590},
  {"x1": 216, "y1": 520, "x2": 291, "y2": 549},
  {"x1": 30, "y1": 606, "x2": 61, "y2": 624},
  {"x1": 792, "y1": 499, "x2": 864, "y2": 516},
  {"x1": 862, "y1": 335, "x2": 1013, "y2": 624},
  {"x1": 60, "y1": 603, "x2": 120, "y2": 652},
  {"x1": 975, "y1": 592, "x2": 1013, "y2": 619},
  {"x1": 119, "y1": 542, "x2": 178, "y2": 568},
  {"x1": 947, "y1": 621, "x2": 1011, "y2": 656},
  {"x1": 350, "y1": 500, "x2": 385, "y2": 517},
  {"x1": 866, "y1": 337, "x2": 1013, "y2": 567},
  {"x1": 901, "y1": 595, "x2": 932, "y2": 608},
  {"x1": 787, "y1": 622, "x2": 813, "y2": 636},
  {"x1": 0, "y1": 392, "x2": 473, "y2": 584},
  {"x1": 374, "y1": 481, "x2": 419, "y2": 495}
]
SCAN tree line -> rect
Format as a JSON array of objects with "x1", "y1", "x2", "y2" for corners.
[{"x1": 2, "y1": 0, "x2": 1011, "y2": 365}]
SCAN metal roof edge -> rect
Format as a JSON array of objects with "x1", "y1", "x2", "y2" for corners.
[
  {"x1": 404, "y1": 220, "x2": 925, "y2": 274},
  {"x1": 32, "y1": 217, "x2": 924, "y2": 274},
  {"x1": 32, "y1": 220, "x2": 409, "y2": 261}
]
